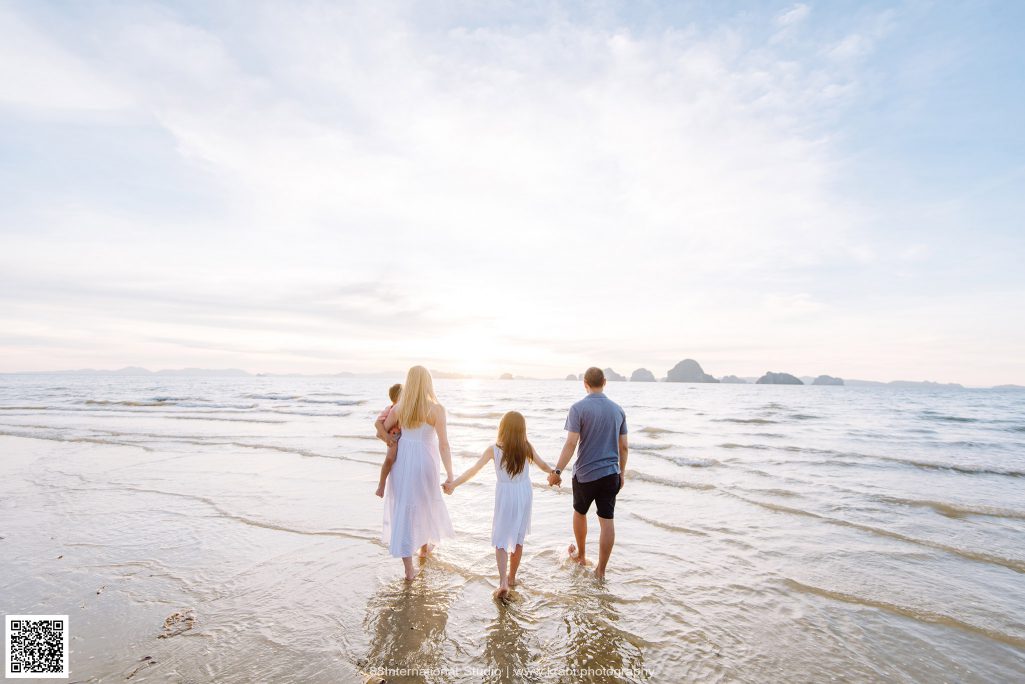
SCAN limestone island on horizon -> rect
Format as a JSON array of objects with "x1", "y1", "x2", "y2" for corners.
[
  {"x1": 630, "y1": 368, "x2": 656, "y2": 382},
  {"x1": 756, "y1": 372, "x2": 804, "y2": 385},
  {"x1": 666, "y1": 359, "x2": 719, "y2": 383}
]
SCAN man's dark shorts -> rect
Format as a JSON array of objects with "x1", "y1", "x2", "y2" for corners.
[{"x1": 572, "y1": 472, "x2": 621, "y2": 519}]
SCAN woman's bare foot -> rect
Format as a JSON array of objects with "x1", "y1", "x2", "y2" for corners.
[
  {"x1": 402, "y1": 557, "x2": 418, "y2": 581},
  {"x1": 493, "y1": 583, "x2": 510, "y2": 600},
  {"x1": 568, "y1": 544, "x2": 587, "y2": 565},
  {"x1": 418, "y1": 543, "x2": 435, "y2": 558}
]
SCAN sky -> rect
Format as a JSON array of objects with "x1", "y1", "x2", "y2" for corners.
[{"x1": 1, "y1": 1, "x2": 1023, "y2": 385}]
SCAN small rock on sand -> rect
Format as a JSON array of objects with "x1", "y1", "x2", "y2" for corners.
[{"x1": 124, "y1": 655, "x2": 156, "y2": 679}]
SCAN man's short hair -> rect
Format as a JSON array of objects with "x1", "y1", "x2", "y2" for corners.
[
  {"x1": 583, "y1": 367, "x2": 606, "y2": 388},
  {"x1": 388, "y1": 383, "x2": 402, "y2": 403}
]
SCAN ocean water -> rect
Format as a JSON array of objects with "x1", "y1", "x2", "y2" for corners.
[{"x1": 1, "y1": 374, "x2": 1023, "y2": 682}]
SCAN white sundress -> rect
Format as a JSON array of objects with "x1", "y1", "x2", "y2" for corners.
[
  {"x1": 382, "y1": 422, "x2": 454, "y2": 557},
  {"x1": 491, "y1": 444, "x2": 533, "y2": 552}
]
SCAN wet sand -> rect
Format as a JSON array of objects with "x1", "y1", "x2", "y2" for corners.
[{"x1": 1, "y1": 435, "x2": 651, "y2": 682}]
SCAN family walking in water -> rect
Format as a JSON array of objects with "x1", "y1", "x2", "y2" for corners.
[{"x1": 374, "y1": 365, "x2": 628, "y2": 596}]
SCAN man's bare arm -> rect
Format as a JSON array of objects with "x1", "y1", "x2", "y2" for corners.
[
  {"x1": 618, "y1": 433, "x2": 629, "y2": 488},
  {"x1": 557, "y1": 432, "x2": 579, "y2": 471}
]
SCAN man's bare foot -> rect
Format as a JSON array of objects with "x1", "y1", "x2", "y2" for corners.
[
  {"x1": 418, "y1": 543, "x2": 435, "y2": 558},
  {"x1": 375, "y1": 485, "x2": 385, "y2": 498},
  {"x1": 568, "y1": 544, "x2": 587, "y2": 565},
  {"x1": 593, "y1": 569, "x2": 606, "y2": 580},
  {"x1": 508, "y1": 576, "x2": 517, "y2": 588}
]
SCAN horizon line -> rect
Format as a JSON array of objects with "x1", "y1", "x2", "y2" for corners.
[{"x1": 1, "y1": 365, "x2": 1020, "y2": 389}]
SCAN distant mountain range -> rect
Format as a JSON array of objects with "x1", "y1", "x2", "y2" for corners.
[
  {"x1": 8, "y1": 366, "x2": 254, "y2": 377},
  {"x1": 2, "y1": 364, "x2": 1015, "y2": 389},
  {"x1": 559, "y1": 358, "x2": 999, "y2": 389},
  {"x1": 3, "y1": 366, "x2": 477, "y2": 380},
  {"x1": 843, "y1": 378, "x2": 964, "y2": 389}
]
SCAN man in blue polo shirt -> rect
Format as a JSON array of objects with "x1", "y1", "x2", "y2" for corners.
[{"x1": 549, "y1": 366, "x2": 628, "y2": 579}]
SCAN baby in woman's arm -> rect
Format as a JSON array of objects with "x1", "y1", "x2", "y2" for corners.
[{"x1": 374, "y1": 383, "x2": 402, "y2": 498}]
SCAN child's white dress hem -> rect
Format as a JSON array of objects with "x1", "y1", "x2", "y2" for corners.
[{"x1": 491, "y1": 444, "x2": 532, "y2": 552}]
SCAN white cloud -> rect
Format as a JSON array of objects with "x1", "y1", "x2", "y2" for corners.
[
  {"x1": 92, "y1": 8, "x2": 851, "y2": 269},
  {"x1": 760, "y1": 292, "x2": 825, "y2": 319},
  {"x1": 0, "y1": 2, "x2": 1020, "y2": 384},
  {"x1": 0, "y1": 7, "x2": 131, "y2": 112},
  {"x1": 776, "y1": 4, "x2": 810, "y2": 27},
  {"x1": 825, "y1": 9, "x2": 895, "y2": 62},
  {"x1": 828, "y1": 33, "x2": 872, "y2": 61}
]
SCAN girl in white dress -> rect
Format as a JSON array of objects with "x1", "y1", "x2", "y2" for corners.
[
  {"x1": 444, "y1": 411, "x2": 555, "y2": 598},
  {"x1": 382, "y1": 366, "x2": 455, "y2": 581}
]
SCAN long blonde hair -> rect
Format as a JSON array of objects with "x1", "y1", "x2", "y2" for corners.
[
  {"x1": 395, "y1": 365, "x2": 438, "y2": 428},
  {"x1": 497, "y1": 411, "x2": 533, "y2": 477}
]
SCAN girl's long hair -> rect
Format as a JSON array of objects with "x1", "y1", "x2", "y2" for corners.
[
  {"x1": 497, "y1": 411, "x2": 533, "y2": 477},
  {"x1": 395, "y1": 365, "x2": 437, "y2": 428}
]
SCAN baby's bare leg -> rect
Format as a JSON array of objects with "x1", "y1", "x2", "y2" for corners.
[{"x1": 375, "y1": 441, "x2": 398, "y2": 498}]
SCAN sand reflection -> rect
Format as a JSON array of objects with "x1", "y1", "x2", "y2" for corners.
[
  {"x1": 483, "y1": 599, "x2": 534, "y2": 682},
  {"x1": 557, "y1": 580, "x2": 647, "y2": 683},
  {"x1": 361, "y1": 576, "x2": 456, "y2": 683}
]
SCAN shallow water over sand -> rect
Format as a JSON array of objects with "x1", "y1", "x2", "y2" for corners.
[{"x1": 1, "y1": 375, "x2": 1024, "y2": 682}]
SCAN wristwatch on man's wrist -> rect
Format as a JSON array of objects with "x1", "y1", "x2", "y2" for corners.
[{"x1": 554, "y1": 468, "x2": 562, "y2": 475}]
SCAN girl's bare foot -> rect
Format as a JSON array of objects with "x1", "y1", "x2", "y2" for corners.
[
  {"x1": 404, "y1": 570, "x2": 417, "y2": 581},
  {"x1": 418, "y1": 543, "x2": 435, "y2": 558}
]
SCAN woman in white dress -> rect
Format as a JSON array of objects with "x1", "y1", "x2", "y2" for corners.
[
  {"x1": 382, "y1": 366, "x2": 455, "y2": 580},
  {"x1": 444, "y1": 411, "x2": 555, "y2": 597}
]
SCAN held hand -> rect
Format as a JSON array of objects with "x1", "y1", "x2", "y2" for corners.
[
  {"x1": 547, "y1": 471, "x2": 562, "y2": 487},
  {"x1": 441, "y1": 481, "x2": 454, "y2": 495}
]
